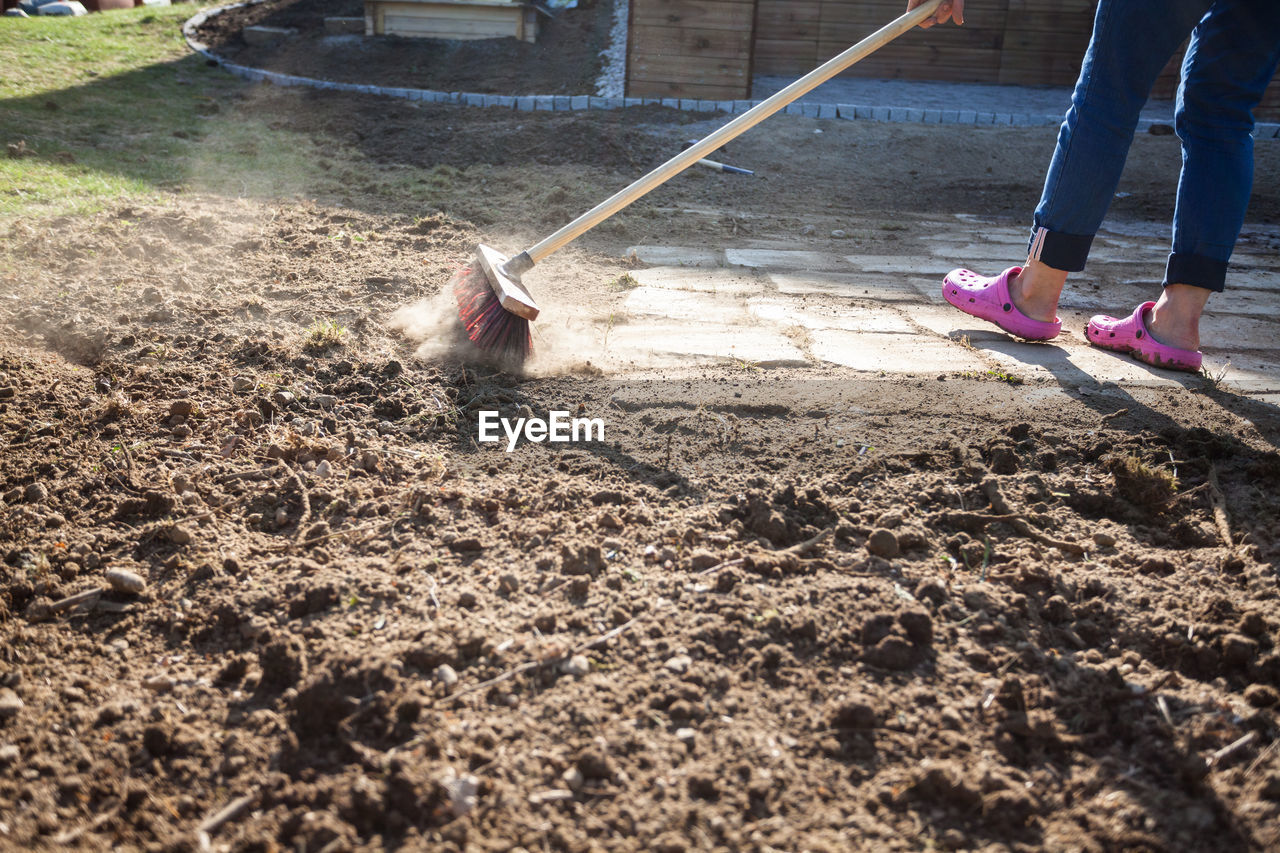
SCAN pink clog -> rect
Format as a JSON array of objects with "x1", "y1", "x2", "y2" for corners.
[
  {"x1": 1085, "y1": 301, "x2": 1203, "y2": 373},
  {"x1": 942, "y1": 267, "x2": 1062, "y2": 341}
]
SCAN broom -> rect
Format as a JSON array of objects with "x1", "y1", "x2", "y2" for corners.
[{"x1": 454, "y1": 0, "x2": 946, "y2": 362}]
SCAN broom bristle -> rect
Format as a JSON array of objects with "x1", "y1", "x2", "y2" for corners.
[{"x1": 452, "y1": 264, "x2": 533, "y2": 362}]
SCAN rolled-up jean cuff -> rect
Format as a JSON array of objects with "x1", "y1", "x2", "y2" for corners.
[
  {"x1": 1026, "y1": 226, "x2": 1093, "y2": 272},
  {"x1": 1164, "y1": 252, "x2": 1227, "y2": 292}
]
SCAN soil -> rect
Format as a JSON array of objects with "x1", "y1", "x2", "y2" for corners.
[
  {"x1": 194, "y1": 0, "x2": 615, "y2": 96},
  {"x1": 3, "y1": 82, "x2": 1280, "y2": 852}
]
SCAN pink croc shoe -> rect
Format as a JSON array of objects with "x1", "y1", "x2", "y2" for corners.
[
  {"x1": 942, "y1": 267, "x2": 1062, "y2": 341},
  {"x1": 1085, "y1": 301, "x2": 1203, "y2": 372}
]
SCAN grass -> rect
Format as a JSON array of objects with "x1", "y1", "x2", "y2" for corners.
[
  {"x1": 303, "y1": 319, "x2": 349, "y2": 352},
  {"x1": 0, "y1": 5, "x2": 352, "y2": 219}
]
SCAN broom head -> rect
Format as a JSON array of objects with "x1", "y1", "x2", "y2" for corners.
[{"x1": 453, "y1": 244, "x2": 540, "y2": 363}]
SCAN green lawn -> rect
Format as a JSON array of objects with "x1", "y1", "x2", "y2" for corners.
[{"x1": 0, "y1": 4, "x2": 344, "y2": 219}]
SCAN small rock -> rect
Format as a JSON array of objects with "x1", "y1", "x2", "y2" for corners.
[
  {"x1": 830, "y1": 229, "x2": 847, "y2": 239},
  {"x1": 799, "y1": 225, "x2": 816, "y2": 236},
  {"x1": 0, "y1": 689, "x2": 23, "y2": 720},
  {"x1": 434, "y1": 664, "x2": 459, "y2": 687},
  {"x1": 143, "y1": 676, "x2": 175, "y2": 693},
  {"x1": 0, "y1": 744, "x2": 18, "y2": 767},
  {"x1": 1092, "y1": 531, "x2": 1117, "y2": 548},
  {"x1": 24, "y1": 482, "x2": 48, "y2": 503},
  {"x1": 105, "y1": 568, "x2": 146, "y2": 594},
  {"x1": 1043, "y1": 595, "x2": 1073, "y2": 623},
  {"x1": 898, "y1": 609, "x2": 933, "y2": 645},
  {"x1": 1221, "y1": 634, "x2": 1258, "y2": 668},
  {"x1": 561, "y1": 766, "x2": 585, "y2": 790},
  {"x1": 314, "y1": 459, "x2": 332, "y2": 479},
  {"x1": 313, "y1": 394, "x2": 337, "y2": 409},
  {"x1": 273, "y1": 390, "x2": 296, "y2": 408},
  {"x1": 675, "y1": 727, "x2": 696, "y2": 744},
  {"x1": 687, "y1": 549, "x2": 719, "y2": 571},
  {"x1": 498, "y1": 573, "x2": 520, "y2": 594},
  {"x1": 664, "y1": 654, "x2": 692, "y2": 675},
  {"x1": 168, "y1": 526, "x2": 193, "y2": 546},
  {"x1": 866, "y1": 528, "x2": 900, "y2": 559},
  {"x1": 169, "y1": 400, "x2": 195, "y2": 418},
  {"x1": 864, "y1": 635, "x2": 914, "y2": 670},
  {"x1": 232, "y1": 377, "x2": 254, "y2": 393},
  {"x1": 562, "y1": 655, "x2": 590, "y2": 677},
  {"x1": 1245, "y1": 684, "x2": 1280, "y2": 708},
  {"x1": 441, "y1": 770, "x2": 479, "y2": 818}
]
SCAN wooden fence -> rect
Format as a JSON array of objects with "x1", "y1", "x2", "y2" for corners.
[{"x1": 626, "y1": 0, "x2": 1280, "y2": 119}]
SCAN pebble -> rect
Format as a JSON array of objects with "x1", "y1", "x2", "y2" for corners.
[
  {"x1": 830, "y1": 229, "x2": 848, "y2": 239},
  {"x1": 313, "y1": 394, "x2": 337, "y2": 409},
  {"x1": 866, "y1": 528, "x2": 900, "y2": 559},
  {"x1": 664, "y1": 654, "x2": 692, "y2": 675},
  {"x1": 24, "y1": 483, "x2": 48, "y2": 504},
  {"x1": 561, "y1": 766, "x2": 585, "y2": 790},
  {"x1": 675, "y1": 727, "x2": 696, "y2": 744},
  {"x1": 442, "y1": 771, "x2": 479, "y2": 818},
  {"x1": 562, "y1": 655, "x2": 590, "y2": 677},
  {"x1": 143, "y1": 676, "x2": 174, "y2": 693},
  {"x1": 232, "y1": 377, "x2": 254, "y2": 393},
  {"x1": 273, "y1": 390, "x2": 296, "y2": 408},
  {"x1": 168, "y1": 526, "x2": 193, "y2": 546},
  {"x1": 434, "y1": 664, "x2": 459, "y2": 687},
  {"x1": 1092, "y1": 531, "x2": 1117, "y2": 548},
  {"x1": 106, "y1": 568, "x2": 146, "y2": 594},
  {"x1": 0, "y1": 689, "x2": 22, "y2": 720},
  {"x1": 314, "y1": 459, "x2": 332, "y2": 479},
  {"x1": 0, "y1": 744, "x2": 18, "y2": 767},
  {"x1": 800, "y1": 225, "x2": 816, "y2": 236},
  {"x1": 498, "y1": 573, "x2": 520, "y2": 594}
]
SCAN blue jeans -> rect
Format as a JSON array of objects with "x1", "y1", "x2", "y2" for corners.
[{"x1": 1028, "y1": 0, "x2": 1280, "y2": 292}]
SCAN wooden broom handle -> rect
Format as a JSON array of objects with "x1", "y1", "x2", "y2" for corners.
[{"x1": 509, "y1": 0, "x2": 945, "y2": 272}]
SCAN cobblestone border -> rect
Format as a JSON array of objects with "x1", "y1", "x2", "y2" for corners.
[{"x1": 184, "y1": 3, "x2": 1280, "y2": 138}]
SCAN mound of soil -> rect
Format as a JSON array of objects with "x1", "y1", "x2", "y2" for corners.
[{"x1": 195, "y1": 0, "x2": 615, "y2": 95}]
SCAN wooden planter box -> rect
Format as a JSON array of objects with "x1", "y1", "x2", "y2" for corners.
[{"x1": 363, "y1": 0, "x2": 538, "y2": 43}]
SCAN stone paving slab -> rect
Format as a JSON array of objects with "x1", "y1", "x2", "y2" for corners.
[
  {"x1": 725, "y1": 249, "x2": 852, "y2": 272},
  {"x1": 808, "y1": 330, "x2": 988, "y2": 373},
  {"x1": 629, "y1": 267, "x2": 765, "y2": 295},
  {"x1": 975, "y1": 339, "x2": 1183, "y2": 385},
  {"x1": 1232, "y1": 270, "x2": 1280, "y2": 292},
  {"x1": 747, "y1": 298, "x2": 915, "y2": 333},
  {"x1": 767, "y1": 271, "x2": 924, "y2": 302},
  {"x1": 625, "y1": 246, "x2": 722, "y2": 267},
  {"x1": 606, "y1": 325, "x2": 809, "y2": 368},
  {"x1": 623, "y1": 287, "x2": 752, "y2": 321}
]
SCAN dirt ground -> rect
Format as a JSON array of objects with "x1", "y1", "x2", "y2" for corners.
[
  {"x1": 195, "y1": 0, "x2": 614, "y2": 96},
  {"x1": 3, "y1": 65, "x2": 1280, "y2": 853}
]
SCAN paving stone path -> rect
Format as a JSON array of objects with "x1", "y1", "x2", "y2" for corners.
[{"x1": 610, "y1": 214, "x2": 1280, "y2": 407}]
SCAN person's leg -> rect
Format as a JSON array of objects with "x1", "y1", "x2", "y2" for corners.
[
  {"x1": 1013, "y1": 0, "x2": 1211, "y2": 322},
  {"x1": 1146, "y1": 0, "x2": 1280, "y2": 351}
]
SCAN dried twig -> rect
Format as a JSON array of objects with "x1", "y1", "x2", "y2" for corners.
[
  {"x1": 1207, "y1": 464, "x2": 1232, "y2": 547},
  {"x1": 197, "y1": 792, "x2": 255, "y2": 852},
  {"x1": 48, "y1": 588, "x2": 103, "y2": 615},
  {"x1": 1207, "y1": 731, "x2": 1257, "y2": 769},
  {"x1": 694, "y1": 557, "x2": 746, "y2": 577},
  {"x1": 935, "y1": 511, "x2": 1085, "y2": 557},
  {"x1": 1100, "y1": 408, "x2": 1129, "y2": 423},
  {"x1": 447, "y1": 617, "x2": 642, "y2": 704},
  {"x1": 782, "y1": 527, "x2": 831, "y2": 557}
]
